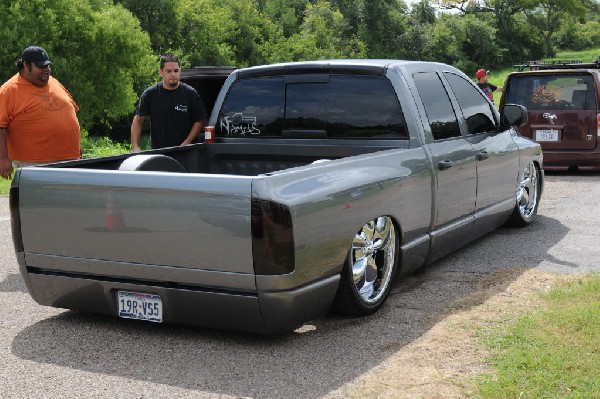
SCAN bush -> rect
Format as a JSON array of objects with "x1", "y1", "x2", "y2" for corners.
[{"x1": 555, "y1": 20, "x2": 600, "y2": 51}]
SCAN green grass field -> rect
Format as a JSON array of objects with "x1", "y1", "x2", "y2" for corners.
[{"x1": 474, "y1": 274, "x2": 600, "y2": 398}]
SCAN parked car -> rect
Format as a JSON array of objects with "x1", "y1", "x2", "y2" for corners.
[{"x1": 500, "y1": 57, "x2": 600, "y2": 170}]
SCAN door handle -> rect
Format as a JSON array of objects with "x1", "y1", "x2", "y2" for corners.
[
  {"x1": 476, "y1": 151, "x2": 489, "y2": 161},
  {"x1": 437, "y1": 160, "x2": 453, "y2": 170}
]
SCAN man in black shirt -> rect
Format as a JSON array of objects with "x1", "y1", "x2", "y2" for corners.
[
  {"x1": 131, "y1": 53, "x2": 206, "y2": 151},
  {"x1": 475, "y1": 69, "x2": 503, "y2": 105}
]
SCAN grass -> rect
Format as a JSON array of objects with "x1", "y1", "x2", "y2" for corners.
[{"x1": 474, "y1": 274, "x2": 600, "y2": 398}]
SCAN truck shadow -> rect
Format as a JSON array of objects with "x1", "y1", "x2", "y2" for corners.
[{"x1": 10, "y1": 215, "x2": 569, "y2": 399}]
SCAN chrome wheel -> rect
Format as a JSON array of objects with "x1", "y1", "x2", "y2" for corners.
[
  {"x1": 508, "y1": 161, "x2": 540, "y2": 226},
  {"x1": 350, "y1": 216, "x2": 397, "y2": 305},
  {"x1": 516, "y1": 161, "x2": 539, "y2": 221}
]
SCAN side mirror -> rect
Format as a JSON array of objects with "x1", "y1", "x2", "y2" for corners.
[{"x1": 500, "y1": 103, "x2": 528, "y2": 126}]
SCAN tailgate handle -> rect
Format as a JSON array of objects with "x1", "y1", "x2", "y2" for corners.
[{"x1": 437, "y1": 160, "x2": 453, "y2": 170}]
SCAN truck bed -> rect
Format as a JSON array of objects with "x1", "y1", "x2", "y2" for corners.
[{"x1": 52, "y1": 140, "x2": 407, "y2": 175}]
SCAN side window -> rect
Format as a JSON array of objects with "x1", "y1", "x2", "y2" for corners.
[
  {"x1": 413, "y1": 72, "x2": 461, "y2": 141},
  {"x1": 217, "y1": 76, "x2": 285, "y2": 137},
  {"x1": 445, "y1": 72, "x2": 497, "y2": 135}
]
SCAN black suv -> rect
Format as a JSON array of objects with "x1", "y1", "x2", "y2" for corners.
[{"x1": 500, "y1": 57, "x2": 600, "y2": 170}]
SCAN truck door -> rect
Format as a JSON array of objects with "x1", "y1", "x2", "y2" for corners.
[
  {"x1": 412, "y1": 72, "x2": 477, "y2": 261},
  {"x1": 444, "y1": 72, "x2": 520, "y2": 213}
]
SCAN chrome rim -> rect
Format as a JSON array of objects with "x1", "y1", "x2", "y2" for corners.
[
  {"x1": 516, "y1": 161, "x2": 539, "y2": 220},
  {"x1": 351, "y1": 216, "x2": 397, "y2": 305}
]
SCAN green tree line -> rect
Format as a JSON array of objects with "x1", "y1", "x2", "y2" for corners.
[{"x1": 1, "y1": 0, "x2": 598, "y2": 140}]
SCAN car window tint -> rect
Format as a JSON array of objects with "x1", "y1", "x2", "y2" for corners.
[
  {"x1": 505, "y1": 74, "x2": 597, "y2": 111},
  {"x1": 286, "y1": 76, "x2": 407, "y2": 139},
  {"x1": 218, "y1": 76, "x2": 285, "y2": 137},
  {"x1": 286, "y1": 82, "x2": 327, "y2": 130},
  {"x1": 445, "y1": 72, "x2": 497, "y2": 135},
  {"x1": 326, "y1": 76, "x2": 407, "y2": 139},
  {"x1": 413, "y1": 72, "x2": 461, "y2": 140},
  {"x1": 218, "y1": 75, "x2": 407, "y2": 139}
]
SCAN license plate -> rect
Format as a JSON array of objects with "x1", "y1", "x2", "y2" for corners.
[
  {"x1": 535, "y1": 129, "x2": 559, "y2": 142},
  {"x1": 118, "y1": 291, "x2": 162, "y2": 323}
]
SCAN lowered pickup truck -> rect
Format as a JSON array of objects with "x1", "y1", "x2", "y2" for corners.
[{"x1": 11, "y1": 60, "x2": 543, "y2": 334}]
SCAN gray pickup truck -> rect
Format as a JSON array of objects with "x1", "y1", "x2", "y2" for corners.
[{"x1": 11, "y1": 60, "x2": 543, "y2": 334}]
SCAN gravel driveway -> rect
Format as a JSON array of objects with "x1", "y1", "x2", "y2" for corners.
[{"x1": 0, "y1": 172, "x2": 598, "y2": 398}]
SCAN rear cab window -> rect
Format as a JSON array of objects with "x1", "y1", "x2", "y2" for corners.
[{"x1": 217, "y1": 74, "x2": 408, "y2": 139}]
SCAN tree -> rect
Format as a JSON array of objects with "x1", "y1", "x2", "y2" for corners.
[
  {"x1": 117, "y1": 0, "x2": 180, "y2": 54},
  {"x1": 434, "y1": 0, "x2": 545, "y2": 64},
  {"x1": 0, "y1": 0, "x2": 155, "y2": 130},
  {"x1": 262, "y1": 0, "x2": 366, "y2": 62},
  {"x1": 258, "y1": 0, "x2": 307, "y2": 37},
  {"x1": 524, "y1": 0, "x2": 591, "y2": 56},
  {"x1": 358, "y1": 0, "x2": 409, "y2": 58},
  {"x1": 176, "y1": 0, "x2": 274, "y2": 67}
]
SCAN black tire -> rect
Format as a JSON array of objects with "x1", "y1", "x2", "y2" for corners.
[
  {"x1": 332, "y1": 216, "x2": 399, "y2": 316},
  {"x1": 118, "y1": 154, "x2": 186, "y2": 172},
  {"x1": 507, "y1": 161, "x2": 541, "y2": 227}
]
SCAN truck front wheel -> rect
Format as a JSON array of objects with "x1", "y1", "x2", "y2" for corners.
[
  {"x1": 332, "y1": 216, "x2": 399, "y2": 316},
  {"x1": 507, "y1": 161, "x2": 541, "y2": 227}
]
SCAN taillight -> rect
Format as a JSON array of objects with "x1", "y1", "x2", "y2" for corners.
[
  {"x1": 251, "y1": 199, "x2": 295, "y2": 275},
  {"x1": 204, "y1": 125, "x2": 215, "y2": 143},
  {"x1": 597, "y1": 114, "x2": 600, "y2": 137},
  {"x1": 9, "y1": 183, "x2": 23, "y2": 253}
]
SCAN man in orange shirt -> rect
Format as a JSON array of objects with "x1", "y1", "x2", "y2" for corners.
[{"x1": 0, "y1": 46, "x2": 81, "y2": 179}]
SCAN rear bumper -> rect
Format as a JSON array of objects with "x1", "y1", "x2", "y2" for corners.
[
  {"x1": 541, "y1": 149, "x2": 600, "y2": 169},
  {"x1": 21, "y1": 268, "x2": 339, "y2": 335}
]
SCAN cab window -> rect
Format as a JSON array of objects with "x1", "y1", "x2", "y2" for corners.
[
  {"x1": 413, "y1": 72, "x2": 461, "y2": 141},
  {"x1": 445, "y1": 72, "x2": 497, "y2": 135}
]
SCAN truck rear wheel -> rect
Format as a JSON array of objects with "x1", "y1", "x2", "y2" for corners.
[{"x1": 332, "y1": 216, "x2": 399, "y2": 316}]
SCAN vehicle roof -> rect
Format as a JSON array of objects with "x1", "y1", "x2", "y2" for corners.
[
  {"x1": 181, "y1": 66, "x2": 238, "y2": 80},
  {"x1": 235, "y1": 59, "x2": 464, "y2": 78},
  {"x1": 507, "y1": 69, "x2": 599, "y2": 79}
]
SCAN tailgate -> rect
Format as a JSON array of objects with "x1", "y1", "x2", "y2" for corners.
[
  {"x1": 16, "y1": 168, "x2": 255, "y2": 278},
  {"x1": 527, "y1": 109, "x2": 597, "y2": 150}
]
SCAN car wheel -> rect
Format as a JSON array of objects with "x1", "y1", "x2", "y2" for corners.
[
  {"x1": 332, "y1": 216, "x2": 399, "y2": 316},
  {"x1": 508, "y1": 161, "x2": 541, "y2": 226}
]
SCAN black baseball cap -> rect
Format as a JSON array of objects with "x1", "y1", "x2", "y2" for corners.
[{"x1": 20, "y1": 46, "x2": 52, "y2": 67}]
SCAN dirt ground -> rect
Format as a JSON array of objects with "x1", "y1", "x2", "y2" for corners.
[{"x1": 324, "y1": 269, "x2": 561, "y2": 398}]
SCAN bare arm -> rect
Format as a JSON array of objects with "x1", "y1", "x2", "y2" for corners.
[
  {"x1": 0, "y1": 128, "x2": 13, "y2": 179},
  {"x1": 181, "y1": 120, "x2": 203, "y2": 146},
  {"x1": 130, "y1": 114, "x2": 145, "y2": 152}
]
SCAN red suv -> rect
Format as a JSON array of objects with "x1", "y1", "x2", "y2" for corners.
[{"x1": 500, "y1": 58, "x2": 600, "y2": 170}]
